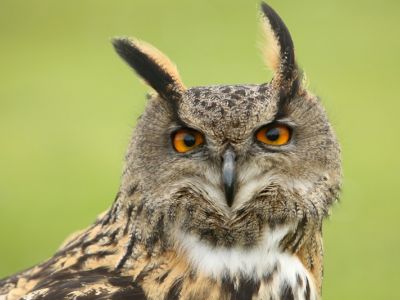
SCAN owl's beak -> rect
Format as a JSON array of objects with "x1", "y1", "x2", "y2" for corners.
[{"x1": 222, "y1": 147, "x2": 236, "y2": 207}]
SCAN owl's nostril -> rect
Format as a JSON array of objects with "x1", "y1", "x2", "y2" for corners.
[{"x1": 222, "y1": 147, "x2": 236, "y2": 207}]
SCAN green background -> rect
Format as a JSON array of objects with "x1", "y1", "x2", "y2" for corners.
[{"x1": 0, "y1": 0, "x2": 399, "y2": 298}]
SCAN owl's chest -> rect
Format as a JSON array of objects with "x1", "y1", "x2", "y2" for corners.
[{"x1": 175, "y1": 226, "x2": 318, "y2": 300}]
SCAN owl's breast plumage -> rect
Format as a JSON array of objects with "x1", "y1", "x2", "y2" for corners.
[{"x1": 170, "y1": 225, "x2": 318, "y2": 300}]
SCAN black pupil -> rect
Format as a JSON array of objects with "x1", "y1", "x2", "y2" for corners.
[
  {"x1": 183, "y1": 134, "x2": 196, "y2": 147},
  {"x1": 265, "y1": 127, "x2": 280, "y2": 141}
]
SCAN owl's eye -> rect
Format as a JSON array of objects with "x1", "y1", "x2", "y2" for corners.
[
  {"x1": 256, "y1": 124, "x2": 291, "y2": 146},
  {"x1": 172, "y1": 129, "x2": 204, "y2": 153}
]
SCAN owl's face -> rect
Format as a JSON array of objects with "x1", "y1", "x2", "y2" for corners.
[
  {"x1": 113, "y1": 5, "x2": 341, "y2": 248},
  {"x1": 124, "y1": 83, "x2": 340, "y2": 247}
]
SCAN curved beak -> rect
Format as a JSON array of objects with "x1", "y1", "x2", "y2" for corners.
[{"x1": 222, "y1": 147, "x2": 236, "y2": 207}]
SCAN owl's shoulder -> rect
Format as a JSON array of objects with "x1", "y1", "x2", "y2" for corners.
[{"x1": 9, "y1": 268, "x2": 146, "y2": 300}]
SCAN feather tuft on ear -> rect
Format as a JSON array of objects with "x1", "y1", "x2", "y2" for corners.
[
  {"x1": 112, "y1": 37, "x2": 186, "y2": 100},
  {"x1": 260, "y1": 2, "x2": 300, "y2": 96},
  {"x1": 259, "y1": 13, "x2": 281, "y2": 74}
]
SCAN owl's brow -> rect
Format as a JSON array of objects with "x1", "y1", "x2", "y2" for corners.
[
  {"x1": 169, "y1": 100, "x2": 191, "y2": 128},
  {"x1": 274, "y1": 73, "x2": 301, "y2": 121}
]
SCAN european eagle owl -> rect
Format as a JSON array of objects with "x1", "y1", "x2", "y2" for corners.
[{"x1": 0, "y1": 2, "x2": 341, "y2": 299}]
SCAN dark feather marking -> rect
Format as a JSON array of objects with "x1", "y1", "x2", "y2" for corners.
[
  {"x1": 71, "y1": 250, "x2": 115, "y2": 270},
  {"x1": 263, "y1": 264, "x2": 278, "y2": 284},
  {"x1": 280, "y1": 283, "x2": 295, "y2": 300},
  {"x1": 81, "y1": 233, "x2": 110, "y2": 250},
  {"x1": 305, "y1": 278, "x2": 311, "y2": 300},
  {"x1": 198, "y1": 228, "x2": 218, "y2": 245},
  {"x1": 144, "y1": 205, "x2": 155, "y2": 218},
  {"x1": 110, "y1": 201, "x2": 120, "y2": 223},
  {"x1": 296, "y1": 273, "x2": 303, "y2": 288},
  {"x1": 188, "y1": 269, "x2": 197, "y2": 281},
  {"x1": 116, "y1": 231, "x2": 138, "y2": 269},
  {"x1": 102, "y1": 228, "x2": 120, "y2": 246},
  {"x1": 101, "y1": 210, "x2": 113, "y2": 226},
  {"x1": 235, "y1": 279, "x2": 261, "y2": 300},
  {"x1": 127, "y1": 184, "x2": 138, "y2": 197},
  {"x1": 280, "y1": 216, "x2": 307, "y2": 253},
  {"x1": 274, "y1": 90, "x2": 289, "y2": 120},
  {"x1": 107, "y1": 276, "x2": 134, "y2": 288},
  {"x1": 123, "y1": 204, "x2": 134, "y2": 235},
  {"x1": 134, "y1": 261, "x2": 161, "y2": 284},
  {"x1": 146, "y1": 214, "x2": 165, "y2": 254},
  {"x1": 57, "y1": 231, "x2": 90, "y2": 254},
  {"x1": 110, "y1": 286, "x2": 148, "y2": 300},
  {"x1": 165, "y1": 278, "x2": 183, "y2": 300},
  {"x1": 291, "y1": 217, "x2": 308, "y2": 253},
  {"x1": 102, "y1": 192, "x2": 121, "y2": 226},
  {"x1": 258, "y1": 84, "x2": 290, "y2": 120},
  {"x1": 136, "y1": 200, "x2": 145, "y2": 216},
  {"x1": 157, "y1": 270, "x2": 170, "y2": 283},
  {"x1": 133, "y1": 270, "x2": 148, "y2": 284},
  {"x1": 221, "y1": 276, "x2": 260, "y2": 300}
]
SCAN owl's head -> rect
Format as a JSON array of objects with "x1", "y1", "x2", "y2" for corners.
[{"x1": 113, "y1": 3, "x2": 341, "y2": 249}]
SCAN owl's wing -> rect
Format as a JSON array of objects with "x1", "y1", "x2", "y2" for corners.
[
  {"x1": 17, "y1": 268, "x2": 147, "y2": 300},
  {"x1": 0, "y1": 275, "x2": 19, "y2": 298}
]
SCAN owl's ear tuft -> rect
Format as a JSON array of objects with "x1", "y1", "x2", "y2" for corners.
[
  {"x1": 260, "y1": 2, "x2": 300, "y2": 96},
  {"x1": 112, "y1": 37, "x2": 186, "y2": 100}
]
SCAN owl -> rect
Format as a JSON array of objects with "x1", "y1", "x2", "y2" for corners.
[{"x1": 0, "y1": 2, "x2": 341, "y2": 300}]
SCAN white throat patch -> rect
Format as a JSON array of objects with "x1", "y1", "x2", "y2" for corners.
[{"x1": 176, "y1": 225, "x2": 317, "y2": 299}]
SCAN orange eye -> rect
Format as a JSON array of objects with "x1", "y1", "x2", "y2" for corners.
[
  {"x1": 256, "y1": 124, "x2": 291, "y2": 146},
  {"x1": 172, "y1": 129, "x2": 204, "y2": 153}
]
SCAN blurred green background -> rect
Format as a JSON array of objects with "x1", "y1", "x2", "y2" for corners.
[{"x1": 0, "y1": 0, "x2": 399, "y2": 298}]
